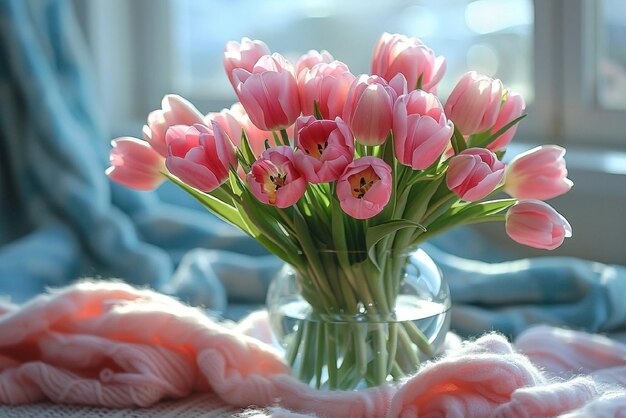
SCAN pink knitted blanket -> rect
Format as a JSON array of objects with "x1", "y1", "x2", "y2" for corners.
[{"x1": 1, "y1": 282, "x2": 625, "y2": 417}]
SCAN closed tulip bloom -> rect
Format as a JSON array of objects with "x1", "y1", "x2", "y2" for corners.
[
  {"x1": 207, "y1": 102, "x2": 272, "y2": 157},
  {"x1": 446, "y1": 148, "x2": 505, "y2": 202},
  {"x1": 295, "y1": 49, "x2": 334, "y2": 76},
  {"x1": 106, "y1": 137, "x2": 166, "y2": 190},
  {"x1": 165, "y1": 122, "x2": 236, "y2": 193},
  {"x1": 224, "y1": 37, "x2": 271, "y2": 88},
  {"x1": 505, "y1": 145, "x2": 573, "y2": 200},
  {"x1": 444, "y1": 71, "x2": 503, "y2": 136},
  {"x1": 336, "y1": 157, "x2": 392, "y2": 219},
  {"x1": 143, "y1": 95, "x2": 204, "y2": 157},
  {"x1": 371, "y1": 32, "x2": 446, "y2": 92},
  {"x1": 247, "y1": 146, "x2": 307, "y2": 208},
  {"x1": 343, "y1": 74, "x2": 406, "y2": 146},
  {"x1": 393, "y1": 90, "x2": 454, "y2": 170},
  {"x1": 298, "y1": 61, "x2": 356, "y2": 119},
  {"x1": 506, "y1": 200, "x2": 572, "y2": 250},
  {"x1": 293, "y1": 116, "x2": 354, "y2": 183},
  {"x1": 233, "y1": 53, "x2": 301, "y2": 131},
  {"x1": 488, "y1": 90, "x2": 526, "y2": 151}
]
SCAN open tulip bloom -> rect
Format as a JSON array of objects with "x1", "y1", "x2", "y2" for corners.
[{"x1": 107, "y1": 33, "x2": 572, "y2": 389}]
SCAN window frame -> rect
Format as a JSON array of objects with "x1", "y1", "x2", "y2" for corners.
[{"x1": 559, "y1": 0, "x2": 626, "y2": 149}]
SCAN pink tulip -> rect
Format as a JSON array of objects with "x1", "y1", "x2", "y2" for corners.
[
  {"x1": 295, "y1": 49, "x2": 334, "y2": 76},
  {"x1": 446, "y1": 148, "x2": 505, "y2": 202},
  {"x1": 444, "y1": 71, "x2": 503, "y2": 136},
  {"x1": 224, "y1": 37, "x2": 271, "y2": 88},
  {"x1": 371, "y1": 32, "x2": 446, "y2": 92},
  {"x1": 336, "y1": 157, "x2": 392, "y2": 219},
  {"x1": 247, "y1": 146, "x2": 307, "y2": 208},
  {"x1": 343, "y1": 74, "x2": 407, "y2": 146},
  {"x1": 505, "y1": 145, "x2": 573, "y2": 200},
  {"x1": 293, "y1": 116, "x2": 354, "y2": 183},
  {"x1": 393, "y1": 90, "x2": 454, "y2": 169},
  {"x1": 143, "y1": 95, "x2": 204, "y2": 157},
  {"x1": 165, "y1": 122, "x2": 237, "y2": 193},
  {"x1": 506, "y1": 200, "x2": 572, "y2": 250},
  {"x1": 233, "y1": 53, "x2": 301, "y2": 131},
  {"x1": 298, "y1": 61, "x2": 356, "y2": 119},
  {"x1": 106, "y1": 137, "x2": 166, "y2": 190},
  {"x1": 488, "y1": 90, "x2": 526, "y2": 151},
  {"x1": 207, "y1": 102, "x2": 272, "y2": 157}
]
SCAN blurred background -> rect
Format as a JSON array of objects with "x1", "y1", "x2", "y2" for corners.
[{"x1": 72, "y1": 0, "x2": 626, "y2": 265}]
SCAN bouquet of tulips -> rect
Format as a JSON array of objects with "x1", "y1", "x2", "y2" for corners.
[{"x1": 107, "y1": 33, "x2": 572, "y2": 389}]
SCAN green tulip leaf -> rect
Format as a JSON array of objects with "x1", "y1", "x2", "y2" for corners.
[
  {"x1": 472, "y1": 114, "x2": 527, "y2": 149},
  {"x1": 164, "y1": 172, "x2": 251, "y2": 233},
  {"x1": 366, "y1": 219, "x2": 426, "y2": 270}
]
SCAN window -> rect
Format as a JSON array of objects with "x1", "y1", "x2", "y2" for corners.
[
  {"x1": 85, "y1": 0, "x2": 626, "y2": 149},
  {"x1": 597, "y1": 0, "x2": 626, "y2": 111},
  {"x1": 558, "y1": 0, "x2": 626, "y2": 148},
  {"x1": 170, "y1": 0, "x2": 533, "y2": 111}
]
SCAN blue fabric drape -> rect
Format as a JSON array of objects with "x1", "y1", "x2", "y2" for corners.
[{"x1": 2, "y1": 0, "x2": 626, "y2": 338}]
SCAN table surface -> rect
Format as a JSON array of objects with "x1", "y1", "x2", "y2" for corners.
[{"x1": 0, "y1": 394, "x2": 244, "y2": 418}]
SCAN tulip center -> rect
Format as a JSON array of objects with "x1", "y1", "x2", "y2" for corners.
[
  {"x1": 269, "y1": 172, "x2": 288, "y2": 191},
  {"x1": 304, "y1": 140, "x2": 329, "y2": 159},
  {"x1": 349, "y1": 167, "x2": 380, "y2": 199}
]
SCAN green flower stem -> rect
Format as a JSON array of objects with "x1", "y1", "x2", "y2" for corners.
[
  {"x1": 354, "y1": 324, "x2": 368, "y2": 377},
  {"x1": 316, "y1": 254, "x2": 344, "y2": 308},
  {"x1": 350, "y1": 262, "x2": 377, "y2": 312},
  {"x1": 325, "y1": 323, "x2": 338, "y2": 389},
  {"x1": 374, "y1": 324, "x2": 388, "y2": 383},
  {"x1": 314, "y1": 322, "x2": 325, "y2": 389},
  {"x1": 337, "y1": 342, "x2": 356, "y2": 387},
  {"x1": 404, "y1": 320, "x2": 434, "y2": 357},
  {"x1": 390, "y1": 362, "x2": 405, "y2": 380},
  {"x1": 386, "y1": 322, "x2": 399, "y2": 372},
  {"x1": 286, "y1": 321, "x2": 304, "y2": 367},
  {"x1": 339, "y1": 277, "x2": 359, "y2": 312},
  {"x1": 299, "y1": 321, "x2": 316, "y2": 383},
  {"x1": 280, "y1": 129, "x2": 290, "y2": 146},
  {"x1": 398, "y1": 324, "x2": 420, "y2": 367}
]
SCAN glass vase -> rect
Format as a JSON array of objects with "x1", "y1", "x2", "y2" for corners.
[{"x1": 266, "y1": 247, "x2": 451, "y2": 390}]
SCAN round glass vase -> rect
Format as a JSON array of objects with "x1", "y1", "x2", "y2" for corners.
[{"x1": 266, "y1": 247, "x2": 451, "y2": 391}]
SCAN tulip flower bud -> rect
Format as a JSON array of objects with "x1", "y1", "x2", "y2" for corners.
[
  {"x1": 295, "y1": 49, "x2": 334, "y2": 76},
  {"x1": 224, "y1": 37, "x2": 271, "y2": 88},
  {"x1": 336, "y1": 157, "x2": 392, "y2": 219},
  {"x1": 165, "y1": 122, "x2": 237, "y2": 193},
  {"x1": 371, "y1": 32, "x2": 446, "y2": 92},
  {"x1": 446, "y1": 148, "x2": 505, "y2": 202},
  {"x1": 393, "y1": 90, "x2": 454, "y2": 170},
  {"x1": 106, "y1": 137, "x2": 166, "y2": 190},
  {"x1": 506, "y1": 200, "x2": 572, "y2": 250},
  {"x1": 343, "y1": 74, "x2": 406, "y2": 146},
  {"x1": 207, "y1": 102, "x2": 272, "y2": 158},
  {"x1": 505, "y1": 145, "x2": 573, "y2": 200},
  {"x1": 233, "y1": 53, "x2": 301, "y2": 131},
  {"x1": 444, "y1": 71, "x2": 503, "y2": 136},
  {"x1": 298, "y1": 61, "x2": 355, "y2": 120},
  {"x1": 143, "y1": 95, "x2": 205, "y2": 157},
  {"x1": 488, "y1": 90, "x2": 526, "y2": 151}
]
